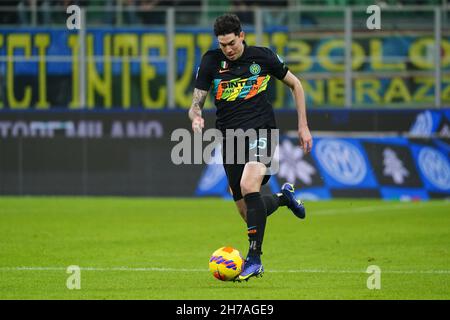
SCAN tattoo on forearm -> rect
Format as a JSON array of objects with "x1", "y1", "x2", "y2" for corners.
[
  {"x1": 192, "y1": 89, "x2": 207, "y2": 109},
  {"x1": 189, "y1": 89, "x2": 208, "y2": 119}
]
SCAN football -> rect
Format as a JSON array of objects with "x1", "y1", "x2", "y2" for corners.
[{"x1": 208, "y1": 246, "x2": 244, "y2": 281}]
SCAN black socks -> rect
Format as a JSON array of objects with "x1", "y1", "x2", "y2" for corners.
[
  {"x1": 243, "y1": 192, "x2": 289, "y2": 257},
  {"x1": 244, "y1": 192, "x2": 267, "y2": 257},
  {"x1": 277, "y1": 193, "x2": 289, "y2": 207},
  {"x1": 262, "y1": 194, "x2": 288, "y2": 217}
]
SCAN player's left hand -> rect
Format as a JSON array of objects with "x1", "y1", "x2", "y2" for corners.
[{"x1": 298, "y1": 125, "x2": 312, "y2": 153}]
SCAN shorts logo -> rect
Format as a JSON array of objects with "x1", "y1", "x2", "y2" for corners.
[
  {"x1": 418, "y1": 147, "x2": 450, "y2": 190},
  {"x1": 316, "y1": 139, "x2": 367, "y2": 185},
  {"x1": 249, "y1": 63, "x2": 261, "y2": 75}
]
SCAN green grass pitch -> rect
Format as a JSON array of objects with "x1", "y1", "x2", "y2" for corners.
[{"x1": 0, "y1": 197, "x2": 449, "y2": 300}]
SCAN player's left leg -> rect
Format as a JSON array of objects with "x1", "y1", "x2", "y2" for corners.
[
  {"x1": 234, "y1": 191, "x2": 290, "y2": 223},
  {"x1": 281, "y1": 183, "x2": 306, "y2": 219}
]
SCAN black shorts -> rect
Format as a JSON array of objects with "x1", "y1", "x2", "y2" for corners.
[{"x1": 221, "y1": 128, "x2": 278, "y2": 201}]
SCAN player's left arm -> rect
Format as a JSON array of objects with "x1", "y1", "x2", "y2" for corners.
[{"x1": 281, "y1": 70, "x2": 313, "y2": 153}]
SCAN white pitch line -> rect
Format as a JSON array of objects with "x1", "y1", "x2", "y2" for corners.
[{"x1": 0, "y1": 267, "x2": 449, "y2": 275}]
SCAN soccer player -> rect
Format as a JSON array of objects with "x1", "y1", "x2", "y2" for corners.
[{"x1": 188, "y1": 14, "x2": 312, "y2": 281}]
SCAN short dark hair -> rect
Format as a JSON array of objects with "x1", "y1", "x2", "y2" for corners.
[{"x1": 213, "y1": 14, "x2": 242, "y2": 37}]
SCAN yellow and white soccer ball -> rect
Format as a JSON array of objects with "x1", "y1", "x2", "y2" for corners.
[{"x1": 209, "y1": 246, "x2": 244, "y2": 281}]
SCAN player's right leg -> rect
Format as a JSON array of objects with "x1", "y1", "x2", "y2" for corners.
[{"x1": 238, "y1": 161, "x2": 266, "y2": 281}]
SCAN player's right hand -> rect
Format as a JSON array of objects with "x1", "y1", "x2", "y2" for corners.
[{"x1": 192, "y1": 116, "x2": 204, "y2": 133}]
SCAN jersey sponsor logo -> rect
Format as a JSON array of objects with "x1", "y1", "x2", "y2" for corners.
[
  {"x1": 220, "y1": 79, "x2": 258, "y2": 89},
  {"x1": 219, "y1": 69, "x2": 230, "y2": 73},
  {"x1": 213, "y1": 75, "x2": 270, "y2": 101},
  {"x1": 316, "y1": 139, "x2": 367, "y2": 185},
  {"x1": 417, "y1": 147, "x2": 450, "y2": 190}
]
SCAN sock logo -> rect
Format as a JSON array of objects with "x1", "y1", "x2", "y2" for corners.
[{"x1": 248, "y1": 226, "x2": 257, "y2": 235}]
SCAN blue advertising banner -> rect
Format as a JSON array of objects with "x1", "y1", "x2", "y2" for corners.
[
  {"x1": 410, "y1": 143, "x2": 450, "y2": 194},
  {"x1": 1, "y1": 110, "x2": 448, "y2": 197},
  {"x1": 312, "y1": 138, "x2": 378, "y2": 189},
  {"x1": 196, "y1": 136, "x2": 450, "y2": 200}
]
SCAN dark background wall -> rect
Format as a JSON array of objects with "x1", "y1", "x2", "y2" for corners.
[{"x1": 1, "y1": 109, "x2": 448, "y2": 196}]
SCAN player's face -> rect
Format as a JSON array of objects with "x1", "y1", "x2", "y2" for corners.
[{"x1": 218, "y1": 32, "x2": 245, "y2": 61}]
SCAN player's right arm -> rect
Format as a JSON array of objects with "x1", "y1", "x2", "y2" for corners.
[
  {"x1": 189, "y1": 88, "x2": 208, "y2": 133},
  {"x1": 190, "y1": 51, "x2": 214, "y2": 133}
]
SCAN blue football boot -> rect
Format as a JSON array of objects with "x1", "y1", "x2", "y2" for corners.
[
  {"x1": 281, "y1": 183, "x2": 306, "y2": 219},
  {"x1": 238, "y1": 256, "x2": 264, "y2": 282}
]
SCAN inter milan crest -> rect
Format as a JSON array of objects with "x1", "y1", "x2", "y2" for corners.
[{"x1": 249, "y1": 63, "x2": 261, "y2": 75}]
